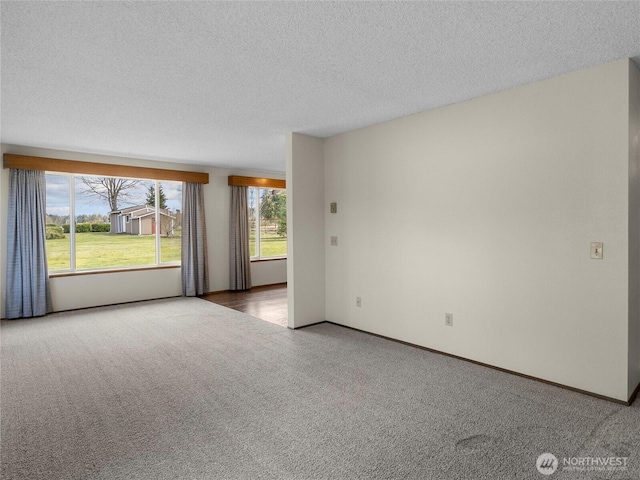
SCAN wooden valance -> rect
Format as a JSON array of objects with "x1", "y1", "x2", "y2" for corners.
[
  {"x1": 228, "y1": 175, "x2": 285, "y2": 189},
  {"x1": 3, "y1": 154, "x2": 209, "y2": 184}
]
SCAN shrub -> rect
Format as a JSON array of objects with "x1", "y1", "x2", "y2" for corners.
[
  {"x1": 91, "y1": 223, "x2": 111, "y2": 233},
  {"x1": 60, "y1": 223, "x2": 110, "y2": 233},
  {"x1": 46, "y1": 225, "x2": 65, "y2": 240}
]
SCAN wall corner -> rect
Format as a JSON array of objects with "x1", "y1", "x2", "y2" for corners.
[{"x1": 286, "y1": 133, "x2": 326, "y2": 328}]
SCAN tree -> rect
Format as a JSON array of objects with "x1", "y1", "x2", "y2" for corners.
[
  {"x1": 145, "y1": 184, "x2": 167, "y2": 210},
  {"x1": 146, "y1": 184, "x2": 173, "y2": 236},
  {"x1": 79, "y1": 177, "x2": 142, "y2": 212},
  {"x1": 46, "y1": 214, "x2": 69, "y2": 226},
  {"x1": 260, "y1": 192, "x2": 277, "y2": 222},
  {"x1": 275, "y1": 192, "x2": 286, "y2": 237},
  {"x1": 260, "y1": 189, "x2": 286, "y2": 237}
]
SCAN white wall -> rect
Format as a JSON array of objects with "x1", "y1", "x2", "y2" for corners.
[
  {"x1": 324, "y1": 60, "x2": 632, "y2": 401},
  {"x1": 286, "y1": 133, "x2": 325, "y2": 328},
  {"x1": 0, "y1": 164, "x2": 6, "y2": 320},
  {"x1": 0, "y1": 145, "x2": 286, "y2": 317},
  {"x1": 49, "y1": 268, "x2": 182, "y2": 311},
  {"x1": 251, "y1": 260, "x2": 287, "y2": 287},
  {"x1": 629, "y1": 60, "x2": 640, "y2": 399}
]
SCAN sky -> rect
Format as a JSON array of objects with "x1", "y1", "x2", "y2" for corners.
[{"x1": 45, "y1": 174, "x2": 182, "y2": 217}]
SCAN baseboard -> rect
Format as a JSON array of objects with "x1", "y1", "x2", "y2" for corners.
[
  {"x1": 206, "y1": 282, "x2": 287, "y2": 295},
  {"x1": 325, "y1": 321, "x2": 633, "y2": 406},
  {"x1": 291, "y1": 320, "x2": 325, "y2": 330},
  {"x1": 628, "y1": 380, "x2": 640, "y2": 405},
  {"x1": 1, "y1": 295, "x2": 184, "y2": 321},
  {"x1": 248, "y1": 282, "x2": 288, "y2": 290}
]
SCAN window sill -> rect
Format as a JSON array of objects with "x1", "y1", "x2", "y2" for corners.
[
  {"x1": 49, "y1": 264, "x2": 180, "y2": 278},
  {"x1": 250, "y1": 257, "x2": 287, "y2": 263}
]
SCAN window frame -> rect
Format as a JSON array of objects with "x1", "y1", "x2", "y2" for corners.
[
  {"x1": 45, "y1": 172, "x2": 182, "y2": 275},
  {"x1": 4, "y1": 153, "x2": 207, "y2": 276},
  {"x1": 228, "y1": 175, "x2": 287, "y2": 262},
  {"x1": 248, "y1": 186, "x2": 287, "y2": 261}
]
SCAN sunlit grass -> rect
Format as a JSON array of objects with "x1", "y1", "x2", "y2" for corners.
[
  {"x1": 249, "y1": 231, "x2": 287, "y2": 258},
  {"x1": 47, "y1": 229, "x2": 285, "y2": 272},
  {"x1": 46, "y1": 232, "x2": 181, "y2": 271}
]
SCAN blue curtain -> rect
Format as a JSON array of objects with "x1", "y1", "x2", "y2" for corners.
[
  {"x1": 181, "y1": 182, "x2": 209, "y2": 296},
  {"x1": 6, "y1": 169, "x2": 52, "y2": 319},
  {"x1": 229, "y1": 185, "x2": 252, "y2": 290}
]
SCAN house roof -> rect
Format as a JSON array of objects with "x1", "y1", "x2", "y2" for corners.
[
  {"x1": 110, "y1": 205, "x2": 175, "y2": 220},
  {"x1": 1, "y1": 2, "x2": 639, "y2": 172}
]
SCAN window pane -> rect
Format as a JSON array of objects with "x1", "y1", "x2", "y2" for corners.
[
  {"x1": 74, "y1": 175, "x2": 155, "y2": 270},
  {"x1": 259, "y1": 188, "x2": 287, "y2": 257},
  {"x1": 159, "y1": 181, "x2": 182, "y2": 263},
  {"x1": 45, "y1": 173, "x2": 71, "y2": 271},
  {"x1": 248, "y1": 187, "x2": 257, "y2": 257}
]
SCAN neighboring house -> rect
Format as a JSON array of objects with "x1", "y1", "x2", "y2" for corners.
[{"x1": 109, "y1": 205, "x2": 175, "y2": 235}]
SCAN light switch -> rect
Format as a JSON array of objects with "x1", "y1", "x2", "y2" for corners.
[
  {"x1": 330, "y1": 202, "x2": 337, "y2": 214},
  {"x1": 330, "y1": 236, "x2": 338, "y2": 246},
  {"x1": 590, "y1": 242, "x2": 603, "y2": 259}
]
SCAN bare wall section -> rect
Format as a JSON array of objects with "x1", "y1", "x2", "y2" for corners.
[
  {"x1": 286, "y1": 133, "x2": 325, "y2": 328},
  {"x1": 325, "y1": 60, "x2": 631, "y2": 401},
  {"x1": 629, "y1": 59, "x2": 640, "y2": 399}
]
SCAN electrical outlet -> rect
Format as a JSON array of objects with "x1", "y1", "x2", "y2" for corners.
[
  {"x1": 356, "y1": 297, "x2": 362, "y2": 308},
  {"x1": 330, "y1": 236, "x2": 338, "y2": 246},
  {"x1": 445, "y1": 313, "x2": 453, "y2": 326}
]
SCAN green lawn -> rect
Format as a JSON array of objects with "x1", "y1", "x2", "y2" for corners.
[
  {"x1": 250, "y1": 232, "x2": 287, "y2": 258},
  {"x1": 47, "y1": 230, "x2": 285, "y2": 271},
  {"x1": 46, "y1": 232, "x2": 181, "y2": 271}
]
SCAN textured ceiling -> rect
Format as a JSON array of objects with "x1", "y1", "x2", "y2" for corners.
[{"x1": 2, "y1": 1, "x2": 639, "y2": 173}]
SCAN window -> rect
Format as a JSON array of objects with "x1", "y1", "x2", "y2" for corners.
[
  {"x1": 45, "y1": 173, "x2": 182, "y2": 273},
  {"x1": 248, "y1": 187, "x2": 287, "y2": 259}
]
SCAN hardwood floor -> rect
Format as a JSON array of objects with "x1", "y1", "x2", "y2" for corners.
[{"x1": 200, "y1": 283, "x2": 288, "y2": 328}]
